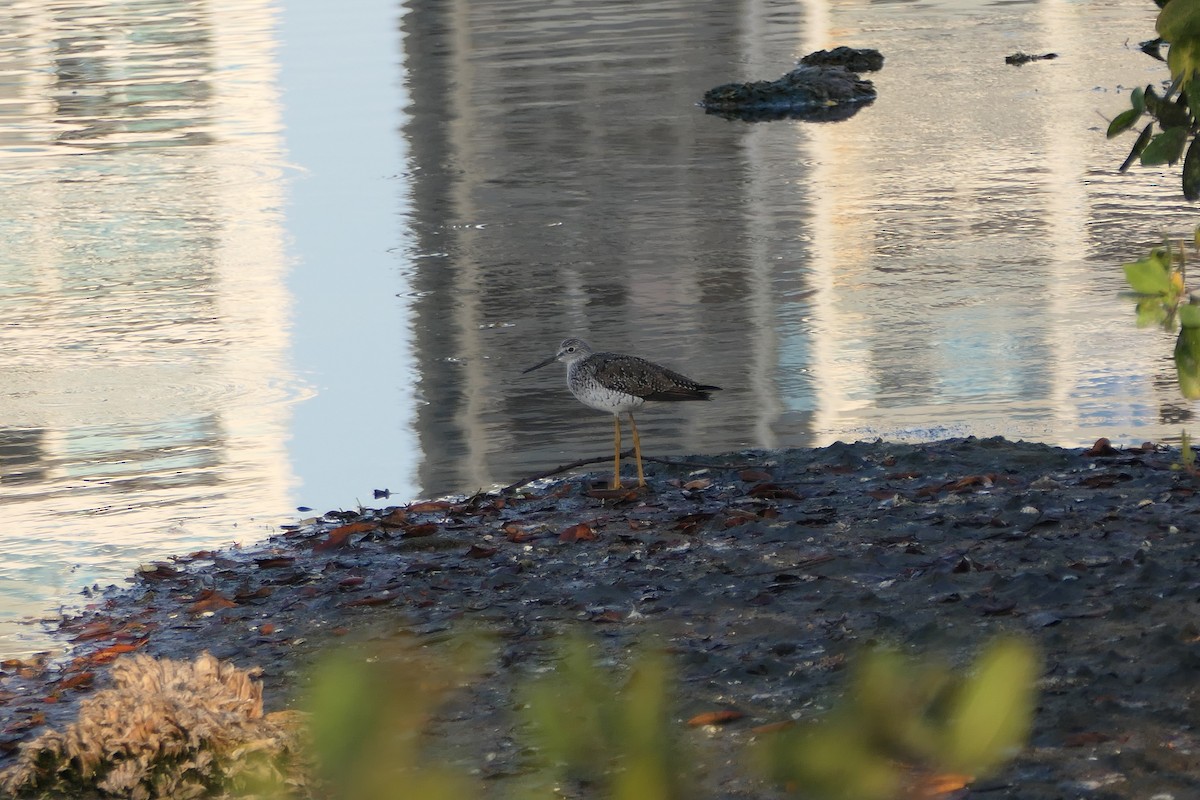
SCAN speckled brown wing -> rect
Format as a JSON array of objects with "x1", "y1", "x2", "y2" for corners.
[{"x1": 587, "y1": 353, "x2": 721, "y2": 401}]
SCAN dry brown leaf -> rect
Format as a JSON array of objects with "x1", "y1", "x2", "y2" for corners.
[
  {"x1": 89, "y1": 639, "x2": 149, "y2": 665},
  {"x1": 380, "y1": 508, "x2": 408, "y2": 527},
  {"x1": 502, "y1": 522, "x2": 535, "y2": 542},
  {"x1": 559, "y1": 523, "x2": 598, "y2": 543},
  {"x1": 343, "y1": 592, "x2": 395, "y2": 607},
  {"x1": 909, "y1": 771, "x2": 973, "y2": 798},
  {"x1": 1084, "y1": 437, "x2": 1119, "y2": 457},
  {"x1": 750, "y1": 720, "x2": 794, "y2": 735},
  {"x1": 408, "y1": 500, "x2": 452, "y2": 513},
  {"x1": 687, "y1": 709, "x2": 744, "y2": 727},
  {"x1": 189, "y1": 590, "x2": 237, "y2": 614},
  {"x1": 314, "y1": 521, "x2": 378, "y2": 552},
  {"x1": 747, "y1": 483, "x2": 802, "y2": 500}
]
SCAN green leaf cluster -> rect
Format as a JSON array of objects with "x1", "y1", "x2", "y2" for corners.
[
  {"x1": 1108, "y1": 0, "x2": 1200, "y2": 198},
  {"x1": 303, "y1": 634, "x2": 492, "y2": 800},
  {"x1": 294, "y1": 632, "x2": 1039, "y2": 800},
  {"x1": 755, "y1": 637, "x2": 1039, "y2": 800},
  {"x1": 523, "y1": 636, "x2": 689, "y2": 800}
]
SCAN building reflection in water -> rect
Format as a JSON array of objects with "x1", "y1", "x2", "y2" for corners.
[{"x1": 0, "y1": 0, "x2": 295, "y2": 655}]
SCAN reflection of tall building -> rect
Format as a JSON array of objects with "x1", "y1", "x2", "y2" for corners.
[
  {"x1": 401, "y1": 0, "x2": 804, "y2": 495},
  {"x1": 0, "y1": 0, "x2": 293, "y2": 655},
  {"x1": 400, "y1": 0, "x2": 1194, "y2": 499},
  {"x1": 804, "y1": 0, "x2": 1192, "y2": 442}
]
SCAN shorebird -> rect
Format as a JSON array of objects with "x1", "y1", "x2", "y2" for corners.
[{"x1": 522, "y1": 338, "x2": 721, "y2": 489}]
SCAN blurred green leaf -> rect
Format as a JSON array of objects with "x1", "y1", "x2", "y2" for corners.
[
  {"x1": 756, "y1": 637, "x2": 1038, "y2": 800},
  {"x1": 1168, "y1": 35, "x2": 1200, "y2": 85},
  {"x1": 1133, "y1": 84, "x2": 1147, "y2": 113},
  {"x1": 1159, "y1": 0, "x2": 1200, "y2": 43},
  {"x1": 759, "y1": 717, "x2": 901, "y2": 800},
  {"x1": 1106, "y1": 106, "x2": 1142, "y2": 138},
  {"x1": 1184, "y1": 135, "x2": 1200, "y2": 199},
  {"x1": 1175, "y1": 325, "x2": 1200, "y2": 398},
  {"x1": 1120, "y1": 123, "x2": 1156, "y2": 171},
  {"x1": 307, "y1": 652, "x2": 387, "y2": 789},
  {"x1": 1123, "y1": 249, "x2": 1174, "y2": 294},
  {"x1": 1141, "y1": 126, "x2": 1190, "y2": 165},
  {"x1": 303, "y1": 633, "x2": 492, "y2": 800},
  {"x1": 1135, "y1": 296, "x2": 1172, "y2": 327},
  {"x1": 1159, "y1": 93, "x2": 1193, "y2": 129},
  {"x1": 524, "y1": 635, "x2": 688, "y2": 800},
  {"x1": 941, "y1": 637, "x2": 1039, "y2": 777},
  {"x1": 1179, "y1": 302, "x2": 1200, "y2": 327}
]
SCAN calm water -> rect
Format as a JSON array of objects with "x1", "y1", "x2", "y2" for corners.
[{"x1": 0, "y1": 0, "x2": 1192, "y2": 656}]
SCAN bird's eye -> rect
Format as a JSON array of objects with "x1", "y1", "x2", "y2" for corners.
[{"x1": 566, "y1": 346, "x2": 575, "y2": 353}]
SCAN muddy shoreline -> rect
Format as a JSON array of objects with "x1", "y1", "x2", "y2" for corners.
[{"x1": 2, "y1": 437, "x2": 1199, "y2": 798}]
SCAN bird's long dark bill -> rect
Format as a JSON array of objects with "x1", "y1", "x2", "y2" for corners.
[{"x1": 522, "y1": 355, "x2": 557, "y2": 374}]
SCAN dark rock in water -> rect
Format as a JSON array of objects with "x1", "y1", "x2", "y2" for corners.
[
  {"x1": 1005, "y1": 51, "x2": 1059, "y2": 65},
  {"x1": 702, "y1": 65, "x2": 876, "y2": 123},
  {"x1": 701, "y1": 46, "x2": 882, "y2": 123},
  {"x1": 800, "y1": 46, "x2": 884, "y2": 73}
]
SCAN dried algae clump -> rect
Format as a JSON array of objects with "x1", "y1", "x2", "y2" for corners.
[{"x1": 1, "y1": 652, "x2": 306, "y2": 799}]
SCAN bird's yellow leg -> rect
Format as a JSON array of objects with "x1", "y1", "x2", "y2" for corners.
[
  {"x1": 612, "y1": 413, "x2": 622, "y2": 489},
  {"x1": 628, "y1": 411, "x2": 645, "y2": 487}
]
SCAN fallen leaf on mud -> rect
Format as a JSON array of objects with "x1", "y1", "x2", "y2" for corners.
[
  {"x1": 189, "y1": 590, "x2": 237, "y2": 614},
  {"x1": 337, "y1": 576, "x2": 366, "y2": 590},
  {"x1": 675, "y1": 513, "x2": 715, "y2": 534},
  {"x1": 408, "y1": 500, "x2": 452, "y2": 514},
  {"x1": 343, "y1": 592, "x2": 395, "y2": 608},
  {"x1": 591, "y1": 609, "x2": 625, "y2": 623},
  {"x1": 723, "y1": 509, "x2": 759, "y2": 529},
  {"x1": 683, "y1": 478, "x2": 713, "y2": 490},
  {"x1": 331, "y1": 626, "x2": 349, "y2": 636},
  {"x1": 868, "y1": 489, "x2": 902, "y2": 501},
  {"x1": 70, "y1": 621, "x2": 117, "y2": 642},
  {"x1": 750, "y1": 720, "x2": 794, "y2": 734},
  {"x1": 739, "y1": 469, "x2": 773, "y2": 482},
  {"x1": 687, "y1": 710, "x2": 744, "y2": 727},
  {"x1": 909, "y1": 772, "x2": 973, "y2": 798},
  {"x1": 502, "y1": 522, "x2": 536, "y2": 542},
  {"x1": 560, "y1": 523, "x2": 598, "y2": 542},
  {"x1": 88, "y1": 638, "x2": 149, "y2": 665},
  {"x1": 54, "y1": 672, "x2": 94, "y2": 691},
  {"x1": 138, "y1": 563, "x2": 183, "y2": 580},
  {"x1": 466, "y1": 544, "x2": 498, "y2": 558},
  {"x1": 234, "y1": 586, "x2": 273, "y2": 601},
  {"x1": 259, "y1": 623, "x2": 276, "y2": 635},
  {"x1": 747, "y1": 483, "x2": 803, "y2": 500},
  {"x1": 380, "y1": 508, "x2": 408, "y2": 527},
  {"x1": 314, "y1": 521, "x2": 378, "y2": 552},
  {"x1": 950, "y1": 474, "x2": 996, "y2": 491},
  {"x1": 1084, "y1": 437, "x2": 1119, "y2": 457},
  {"x1": 401, "y1": 523, "x2": 439, "y2": 538},
  {"x1": 3, "y1": 711, "x2": 45, "y2": 734},
  {"x1": 254, "y1": 556, "x2": 296, "y2": 569}
]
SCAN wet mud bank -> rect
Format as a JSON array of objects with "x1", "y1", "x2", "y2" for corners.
[{"x1": 3, "y1": 437, "x2": 1200, "y2": 798}]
